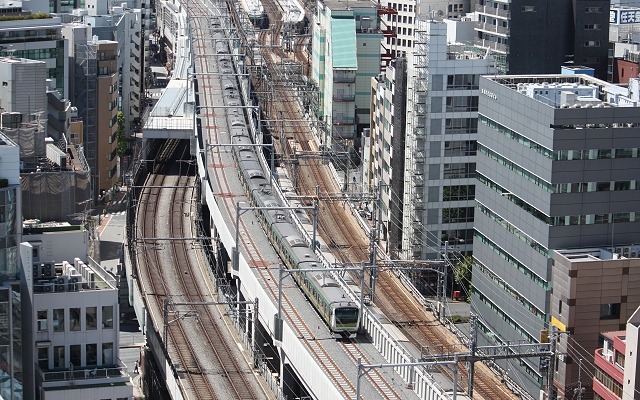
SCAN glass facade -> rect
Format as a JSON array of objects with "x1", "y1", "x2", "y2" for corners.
[
  {"x1": 0, "y1": 284, "x2": 23, "y2": 400},
  {"x1": 0, "y1": 187, "x2": 19, "y2": 281}
]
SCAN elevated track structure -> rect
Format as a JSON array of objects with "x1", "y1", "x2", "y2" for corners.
[{"x1": 128, "y1": 0, "x2": 525, "y2": 399}]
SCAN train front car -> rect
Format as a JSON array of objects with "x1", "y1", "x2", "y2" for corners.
[{"x1": 332, "y1": 303, "x2": 360, "y2": 335}]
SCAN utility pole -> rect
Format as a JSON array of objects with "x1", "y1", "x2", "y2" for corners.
[
  {"x1": 547, "y1": 325, "x2": 557, "y2": 400},
  {"x1": 574, "y1": 358, "x2": 584, "y2": 400},
  {"x1": 369, "y1": 184, "x2": 382, "y2": 302},
  {"x1": 467, "y1": 314, "x2": 477, "y2": 398}
]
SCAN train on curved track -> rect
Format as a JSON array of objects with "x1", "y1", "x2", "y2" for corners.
[{"x1": 209, "y1": 19, "x2": 361, "y2": 335}]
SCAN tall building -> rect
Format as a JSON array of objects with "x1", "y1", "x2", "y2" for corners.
[
  {"x1": 73, "y1": 38, "x2": 119, "y2": 199},
  {"x1": 397, "y1": 20, "x2": 492, "y2": 261},
  {"x1": 0, "y1": 13, "x2": 68, "y2": 97},
  {"x1": 473, "y1": 74, "x2": 640, "y2": 396},
  {"x1": 0, "y1": 132, "x2": 26, "y2": 400},
  {"x1": 311, "y1": 0, "x2": 382, "y2": 150},
  {"x1": 473, "y1": 0, "x2": 609, "y2": 79}
]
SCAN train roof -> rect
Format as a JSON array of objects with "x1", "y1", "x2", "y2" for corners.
[
  {"x1": 281, "y1": 0, "x2": 305, "y2": 24},
  {"x1": 240, "y1": 0, "x2": 264, "y2": 18}
]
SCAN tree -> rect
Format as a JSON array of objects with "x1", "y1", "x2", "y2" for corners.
[
  {"x1": 453, "y1": 255, "x2": 473, "y2": 299},
  {"x1": 116, "y1": 111, "x2": 126, "y2": 156}
]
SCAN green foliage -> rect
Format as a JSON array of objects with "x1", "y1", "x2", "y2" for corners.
[
  {"x1": 0, "y1": 13, "x2": 51, "y2": 22},
  {"x1": 116, "y1": 111, "x2": 126, "y2": 156},
  {"x1": 453, "y1": 255, "x2": 473, "y2": 297}
]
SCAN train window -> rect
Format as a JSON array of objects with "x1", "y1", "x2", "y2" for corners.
[{"x1": 335, "y1": 308, "x2": 359, "y2": 326}]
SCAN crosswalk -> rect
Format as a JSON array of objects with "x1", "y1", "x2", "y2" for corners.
[{"x1": 105, "y1": 211, "x2": 126, "y2": 217}]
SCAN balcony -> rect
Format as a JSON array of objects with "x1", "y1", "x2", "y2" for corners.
[
  {"x1": 332, "y1": 116, "x2": 355, "y2": 125},
  {"x1": 594, "y1": 348, "x2": 624, "y2": 383},
  {"x1": 476, "y1": 2, "x2": 510, "y2": 18},
  {"x1": 475, "y1": 21, "x2": 509, "y2": 36},
  {"x1": 333, "y1": 94, "x2": 355, "y2": 102},
  {"x1": 38, "y1": 363, "x2": 130, "y2": 388},
  {"x1": 333, "y1": 72, "x2": 356, "y2": 83}
]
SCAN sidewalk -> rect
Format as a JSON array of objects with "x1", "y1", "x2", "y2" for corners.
[{"x1": 97, "y1": 199, "x2": 145, "y2": 399}]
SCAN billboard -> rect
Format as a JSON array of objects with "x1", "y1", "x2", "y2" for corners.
[{"x1": 610, "y1": 8, "x2": 640, "y2": 24}]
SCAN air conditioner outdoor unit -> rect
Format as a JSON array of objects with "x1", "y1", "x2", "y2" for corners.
[
  {"x1": 69, "y1": 275, "x2": 82, "y2": 291},
  {"x1": 43, "y1": 283, "x2": 55, "y2": 293}
]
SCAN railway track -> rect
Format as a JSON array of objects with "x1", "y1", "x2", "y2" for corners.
[
  {"x1": 135, "y1": 139, "x2": 263, "y2": 399},
  {"x1": 191, "y1": 1, "x2": 406, "y2": 398},
  {"x1": 247, "y1": 1, "x2": 521, "y2": 398}
]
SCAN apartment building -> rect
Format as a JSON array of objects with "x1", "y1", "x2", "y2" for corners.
[
  {"x1": 311, "y1": 0, "x2": 382, "y2": 150},
  {"x1": 73, "y1": 38, "x2": 119, "y2": 199}
]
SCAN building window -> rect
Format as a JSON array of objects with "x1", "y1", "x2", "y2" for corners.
[
  {"x1": 70, "y1": 307, "x2": 81, "y2": 331},
  {"x1": 585, "y1": 7, "x2": 603, "y2": 13},
  {"x1": 86, "y1": 307, "x2": 97, "y2": 330},
  {"x1": 446, "y1": 74, "x2": 479, "y2": 89},
  {"x1": 558, "y1": 299, "x2": 563, "y2": 315},
  {"x1": 445, "y1": 140, "x2": 477, "y2": 157},
  {"x1": 584, "y1": 24, "x2": 601, "y2": 30},
  {"x1": 584, "y1": 41, "x2": 601, "y2": 47},
  {"x1": 594, "y1": 367, "x2": 623, "y2": 396},
  {"x1": 600, "y1": 303, "x2": 621, "y2": 320},
  {"x1": 442, "y1": 185, "x2": 475, "y2": 201},
  {"x1": 445, "y1": 118, "x2": 478, "y2": 133},
  {"x1": 38, "y1": 347, "x2": 49, "y2": 369},
  {"x1": 102, "y1": 343, "x2": 114, "y2": 365},
  {"x1": 86, "y1": 344, "x2": 97, "y2": 366},
  {"x1": 442, "y1": 207, "x2": 475, "y2": 223},
  {"x1": 53, "y1": 308, "x2": 64, "y2": 332},
  {"x1": 70, "y1": 344, "x2": 81, "y2": 367},
  {"x1": 521, "y1": 6, "x2": 537, "y2": 12},
  {"x1": 53, "y1": 346, "x2": 65, "y2": 369},
  {"x1": 37, "y1": 310, "x2": 48, "y2": 332},
  {"x1": 445, "y1": 96, "x2": 479, "y2": 111},
  {"x1": 102, "y1": 306, "x2": 114, "y2": 329},
  {"x1": 443, "y1": 162, "x2": 476, "y2": 179}
]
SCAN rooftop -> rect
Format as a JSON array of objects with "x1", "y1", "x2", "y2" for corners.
[
  {"x1": 323, "y1": 0, "x2": 376, "y2": 11},
  {"x1": 0, "y1": 56, "x2": 45, "y2": 65},
  {"x1": 556, "y1": 246, "x2": 640, "y2": 262},
  {"x1": 33, "y1": 257, "x2": 117, "y2": 294},
  {"x1": 487, "y1": 74, "x2": 640, "y2": 108}
]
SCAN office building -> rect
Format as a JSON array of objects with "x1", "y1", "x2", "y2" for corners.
[
  {"x1": 474, "y1": 0, "x2": 609, "y2": 79},
  {"x1": 0, "y1": 12, "x2": 68, "y2": 97},
  {"x1": 473, "y1": 74, "x2": 640, "y2": 396}
]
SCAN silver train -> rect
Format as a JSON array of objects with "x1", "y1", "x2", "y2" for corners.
[{"x1": 208, "y1": 20, "x2": 361, "y2": 335}]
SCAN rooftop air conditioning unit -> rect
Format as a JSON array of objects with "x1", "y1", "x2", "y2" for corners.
[
  {"x1": 43, "y1": 283, "x2": 55, "y2": 293},
  {"x1": 69, "y1": 275, "x2": 82, "y2": 291}
]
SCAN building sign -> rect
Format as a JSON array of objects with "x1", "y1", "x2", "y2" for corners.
[{"x1": 611, "y1": 8, "x2": 640, "y2": 24}]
